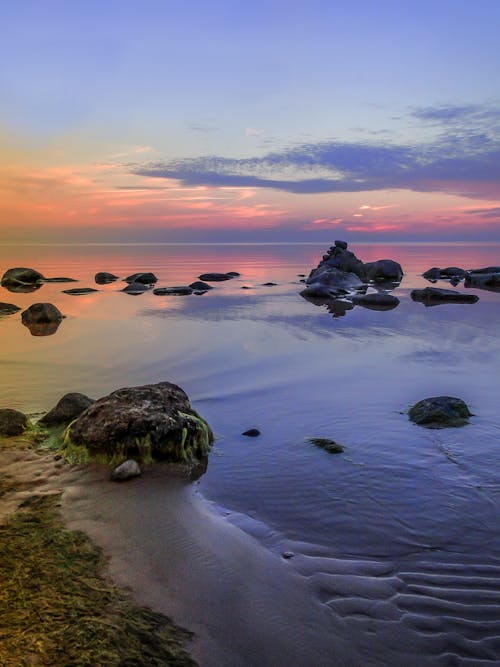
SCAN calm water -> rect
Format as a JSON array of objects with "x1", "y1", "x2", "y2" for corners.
[{"x1": 2, "y1": 242, "x2": 500, "y2": 664}]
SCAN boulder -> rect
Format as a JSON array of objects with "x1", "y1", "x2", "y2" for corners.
[
  {"x1": 198, "y1": 273, "x2": 233, "y2": 282},
  {"x1": 64, "y1": 381, "x2": 213, "y2": 466},
  {"x1": 62, "y1": 288, "x2": 98, "y2": 295},
  {"x1": 305, "y1": 266, "x2": 365, "y2": 293},
  {"x1": 0, "y1": 408, "x2": 29, "y2": 436},
  {"x1": 364, "y1": 259, "x2": 403, "y2": 283},
  {"x1": 464, "y1": 271, "x2": 500, "y2": 293},
  {"x1": 423, "y1": 267, "x2": 465, "y2": 281},
  {"x1": 422, "y1": 267, "x2": 441, "y2": 281},
  {"x1": 466, "y1": 266, "x2": 500, "y2": 275},
  {"x1": 110, "y1": 459, "x2": 142, "y2": 482},
  {"x1": 226, "y1": 271, "x2": 240, "y2": 277},
  {"x1": 1, "y1": 267, "x2": 44, "y2": 287},
  {"x1": 153, "y1": 286, "x2": 193, "y2": 296},
  {"x1": 21, "y1": 303, "x2": 64, "y2": 336},
  {"x1": 411, "y1": 287, "x2": 479, "y2": 306},
  {"x1": 409, "y1": 397, "x2": 472, "y2": 428},
  {"x1": 124, "y1": 272, "x2": 158, "y2": 284},
  {"x1": 95, "y1": 272, "x2": 119, "y2": 284},
  {"x1": 0, "y1": 302, "x2": 21, "y2": 316},
  {"x1": 39, "y1": 392, "x2": 95, "y2": 427},
  {"x1": 189, "y1": 281, "x2": 213, "y2": 291},
  {"x1": 351, "y1": 293, "x2": 400, "y2": 310}
]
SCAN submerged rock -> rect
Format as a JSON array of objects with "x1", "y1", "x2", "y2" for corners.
[
  {"x1": 409, "y1": 397, "x2": 472, "y2": 428},
  {"x1": 1, "y1": 267, "x2": 44, "y2": 288},
  {"x1": 308, "y1": 437, "x2": 345, "y2": 454},
  {"x1": 121, "y1": 282, "x2": 150, "y2": 295},
  {"x1": 62, "y1": 288, "x2": 98, "y2": 295},
  {"x1": 423, "y1": 267, "x2": 465, "y2": 281},
  {"x1": 153, "y1": 286, "x2": 193, "y2": 296},
  {"x1": 44, "y1": 277, "x2": 78, "y2": 283},
  {"x1": 95, "y1": 272, "x2": 119, "y2": 284},
  {"x1": 0, "y1": 302, "x2": 21, "y2": 316},
  {"x1": 65, "y1": 381, "x2": 213, "y2": 467},
  {"x1": 411, "y1": 287, "x2": 479, "y2": 306},
  {"x1": 0, "y1": 408, "x2": 29, "y2": 436},
  {"x1": 189, "y1": 281, "x2": 213, "y2": 291},
  {"x1": 198, "y1": 273, "x2": 233, "y2": 282},
  {"x1": 39, "y1": 392, "x2": 95, "y2": 427},
  {"x1": 110, "y1": 459, "x2": 142, "y2": 482},
  {"x1": 351, "y1": 293, "x2": 400, "y2": 311},
  {"x1": 21, "y1": 303, "x2": 64, "y2": 336},
  {"x1": 242, "y1": 428, "x2": 261, "y2": 437}
]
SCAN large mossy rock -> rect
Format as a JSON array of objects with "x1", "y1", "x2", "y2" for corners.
[
  {"x1": 0, "y1": 408, "x2": 29, "y2": 436},
  {"x1": 1, "y1": 267, "x2": 44, "y2": 287},
  {"x1": 64, "y1": 382, "x2": 213, "y2": 466},
  {"x1": 39, "y1": 392, "x2": 95, "y2": 427},
  {"x1": 409, "y1": 396, "x2": 472, "y2": 428}
]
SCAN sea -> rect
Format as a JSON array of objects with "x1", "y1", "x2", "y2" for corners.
[{"x1": 2, "y1": 241, "x2": 500, "y2": 665}]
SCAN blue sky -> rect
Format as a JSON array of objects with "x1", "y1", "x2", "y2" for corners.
[{"x1": 1, "y1": 1, "x2": 499, "y2": 241}]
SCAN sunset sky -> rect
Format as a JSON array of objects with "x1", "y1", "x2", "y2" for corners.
[{"x1": 1, "y1": 0, "x2": 500, "y2": 243}]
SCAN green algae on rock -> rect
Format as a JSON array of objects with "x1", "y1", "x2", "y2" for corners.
[{"x1": 64, "y1": 382, "x2": 213, "y2": 467}]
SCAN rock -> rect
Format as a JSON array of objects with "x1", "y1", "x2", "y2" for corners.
[
  {"x1": 423, "y1": 267, "x2": 441, "y2": 281},
  {"x1": 364, "y1": 259, "x2": 403, "y2": 283},
  {"x1": 198, "y1": 273, "x2": 233, "y2": 282},
  {"x1": 0, "y1": 408, "x2": 29, "y2": 436},
  {"x1": 121, "y1": 282, "x2": 150, "y2": 295},
  {"x1": 153, "y1": 286, "x2": 193, "y2": 296},
  {"x1": 62, "y1": 288, "x2": 98, "y2": 295},
  {"x1": 21, "y1": 303, "x2": 64, "y2": 336},
  {"x1": 242, "y1": 428, "x2": 261, "y2": 437},
  {"x1": 262, "y1": 282, "x2": 277, "y2": 286},
  {"x1": 308, "y1": 437, "x2": 345, "y2": 454},
  {"x1": 409, "y1": 396, "x2": 472, "y2": 428},
  {"x1": 226, "y1": 271, "x2": 240, "y2": 277},
  {"x1": 466, "y1": 266, "x2": 500, "y2": 275},
  {"x1": 38, "y1": 392, "x2": 95, "y2": 427},
  {"x1": 65, "y1": 381, "x2": 213, "y2": 466},
  {"x1": 43, "y1": 277, "x2": 78, "y2": 283},
  {"x1": 351, "y1": 293, "x2": 400, "y2": 311},
  {"x1": 0, "y1": 302, "x2": 21, "y2": 316},
  {"x1": 304, "y1": 267, "x2": 365, "y2": 294},
  {"x1": 282, "y1": 551, "x2": 295, "y2": 559},
  {"x1": 95, "y1": 272, "x2": 119, "y2": 284},
  {"x1": 464, "y1": 271, "x2": 500, "y2": 292},
  {"x1": 110, "y1": 459, "x2": 142, "y2": 482},
  {"x1": 411, "y1": 287, "x2": 479, "y2": 306},
  {"x1": 334, "y1": 240, "x2": 348, "y2": 250},
  {"x1": 1, "y1": 267, "x2": 44, "y2": 287},
  {"x1": 189, "y1": 281, "x2": 213, "y2": 291},
  {"x1": 423, "y1": 267, "x2": 465, "y2": 281},
  {"x1": 124, "y1": 272, "x2": 158, "y2": 284}
]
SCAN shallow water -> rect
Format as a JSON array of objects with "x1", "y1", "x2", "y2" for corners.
[{"x1": 2, "y1": 242, "x2": 500, "y2": 665}]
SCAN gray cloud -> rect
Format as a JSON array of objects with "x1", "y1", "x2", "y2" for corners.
[{"x1": 132, "y1": 104, "x2": 500, "y2": 199}]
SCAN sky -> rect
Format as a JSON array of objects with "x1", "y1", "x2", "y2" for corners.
[{"x1": 1, "y1": 0, "x2": 500, "y2": 243}]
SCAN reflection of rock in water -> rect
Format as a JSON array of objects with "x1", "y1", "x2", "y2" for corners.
[
  {"x1": 300, "y1": 292, "x2": 354, "y2": 318},
  {"x1": 0, "y1": 302, "x2": 21, "y2": 316},
  {"x1": 21, "y1": 303, "x2": 64, "y2": 336},
  {"x1": 464, "y1": 270, "x2": 500, "y2": 293},
  {"x1": 352, "y1": 292, "x2": 400, "y2": 311},
  {"x1": 411, "y1": 287, "x2": 479, "y2": 306},
  {"x1": 3, "y1": 281, "x2": 43, "y2": 294}
]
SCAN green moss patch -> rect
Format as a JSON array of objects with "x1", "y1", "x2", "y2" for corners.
[{"x1": 0, "y1": 493, "x2": 197, "y2": 666}]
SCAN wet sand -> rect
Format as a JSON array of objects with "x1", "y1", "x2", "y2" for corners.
[{"x1": 3, "y1": 449, "x2": 500, "y2": 666}]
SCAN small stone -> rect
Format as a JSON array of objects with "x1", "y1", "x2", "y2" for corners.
[
  {"x1": 262, "y1": 282, "x2": 277, "y2": 286},
  {"x1": 334, "y1": 240, "x2": 348, "y2": 249},
  {"x1": 0, "y1": 302, "x2": 21, "y2": 316},
  {"x1": 153, "y1": 286, "x2": 193, "y2": 295},
  {"x1": 198, "y1": 273, "x2": 232, "y2": 282},
  {"x1": 39, "y1": 392, "x2": 95, "y2": 427},
  {"x1": 95, "y1": 272, "x2": 119, "y2": 284},
  {"x1": 124, "y1": 272, "x2": 157, "y2": 284},
  {"x1": 62, "y1": 288, "x2": 98, "y2": 295},
  {"x1": 189, "y1": 281, "x2": 213, "y2": 291},
  {"x1": 121, "y1": 282, "x2": 149, "y2": 295},
  {"x1": 309, "y1": 437, "x2": 345, "y2": 454},
  {"x1": 226, "y1": 271, "x2": 240, "y2": 277},
  {"x1": 110, "y1": 460, "x2": 142, "y2": 482},
  {"x1": 242, "y1": 428, "x2": 261, "y2": 437},
  {"x1": 282, "y1": 551, "x2": 295, "y2": 560}
]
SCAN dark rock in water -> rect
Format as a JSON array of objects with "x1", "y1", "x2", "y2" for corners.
[
  {"x1": 189, "y1": 281, "x2": 213, "y2": 291},
  {"x1": 411, "y1": 287, "x2": 479, "y2": 306},
  {"x1": 297, "y1": 274, "x2": 306, "y2": 277},
  {"x1": 309, "y1": 437, "x2": 345, "y2": 454},
  {"x1": 310, "y1": 247, "x2": 367, "y2": 281},
  {"x1": 153, "y1": 286, "x2": 193, "y2": 296},
  {"x1": 364, "y1": 259, "x2": 403, "y2": 283},
  {"x1": 334, "y1": 240, "x2": 348, "y2": 250},
  {"x1": 110, "y1": 459, "x2": 141, "y2": 482},
  {"x1": 198, "y1": 273, "x2": 233, "y2": 282},
  {"x1": 466, "y1": 266, "x2": 500, "y2": 275},
  {"x1": 300, "y1": 293, "x2": 354, "y2": 318},
  {"x1": 95, "y1": 272, "x2": 119, "y2": 284},
  {"x1": 62, "y1": 288, "x2": 98, "y2": 295},
  {"x1": 121, "y1": 282, "x2": 150, "y2": 295},
  {"x1": 262, "y1": 282, "x2": 277, "y2": 286},
  {"x1": 282, "y1": 551, "x2": 295, "y2": 560},
  {"x1": 39, "y1": 392, "x2": 95, "y2": 427},
  {"x1": 1, "y1": 267, "x2": 44, "y2": 287},
  {"x1": 409, "y1": 396, "x2": 472, "y2": 428},
  {"x1": 21, "y1": 303, "x2": 64, "y2": 336},
  {"x1": 65, "y1": 381, "x2": 213, "y2": 466},
  {"x1": 351, "y1": 293, "x2": 400, "y2": 311},
  {"x1": 124, "y1": 272, "x2": 157, "y2": 285},
  {"x1": 0, "y1": 408, "x2": 29, "y2": 436},
  {"x1": 423, "y1": 267, "x2": 441, "y2": 281},
  {"x1": 43, "y1": 277, "x2": 78, "y2": 283},
  {"x1": 464, "y1": 270, "x2": 500, "y2": 293},
  {"x1": 226, "y1": 271, "x2": 240, "y2": 277},
  {"x1": 241, "y1": 286, "x2": 254, "y2": 289},
  {"x1": 303, "y1": 267, "x2": 365, "y2": 297},
  {"x1": 242, "y1": 428, "x2": 261, "y2": 437},
  {"x1": 0, "y1": 302, "x2": 21, "y2": 316}
]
